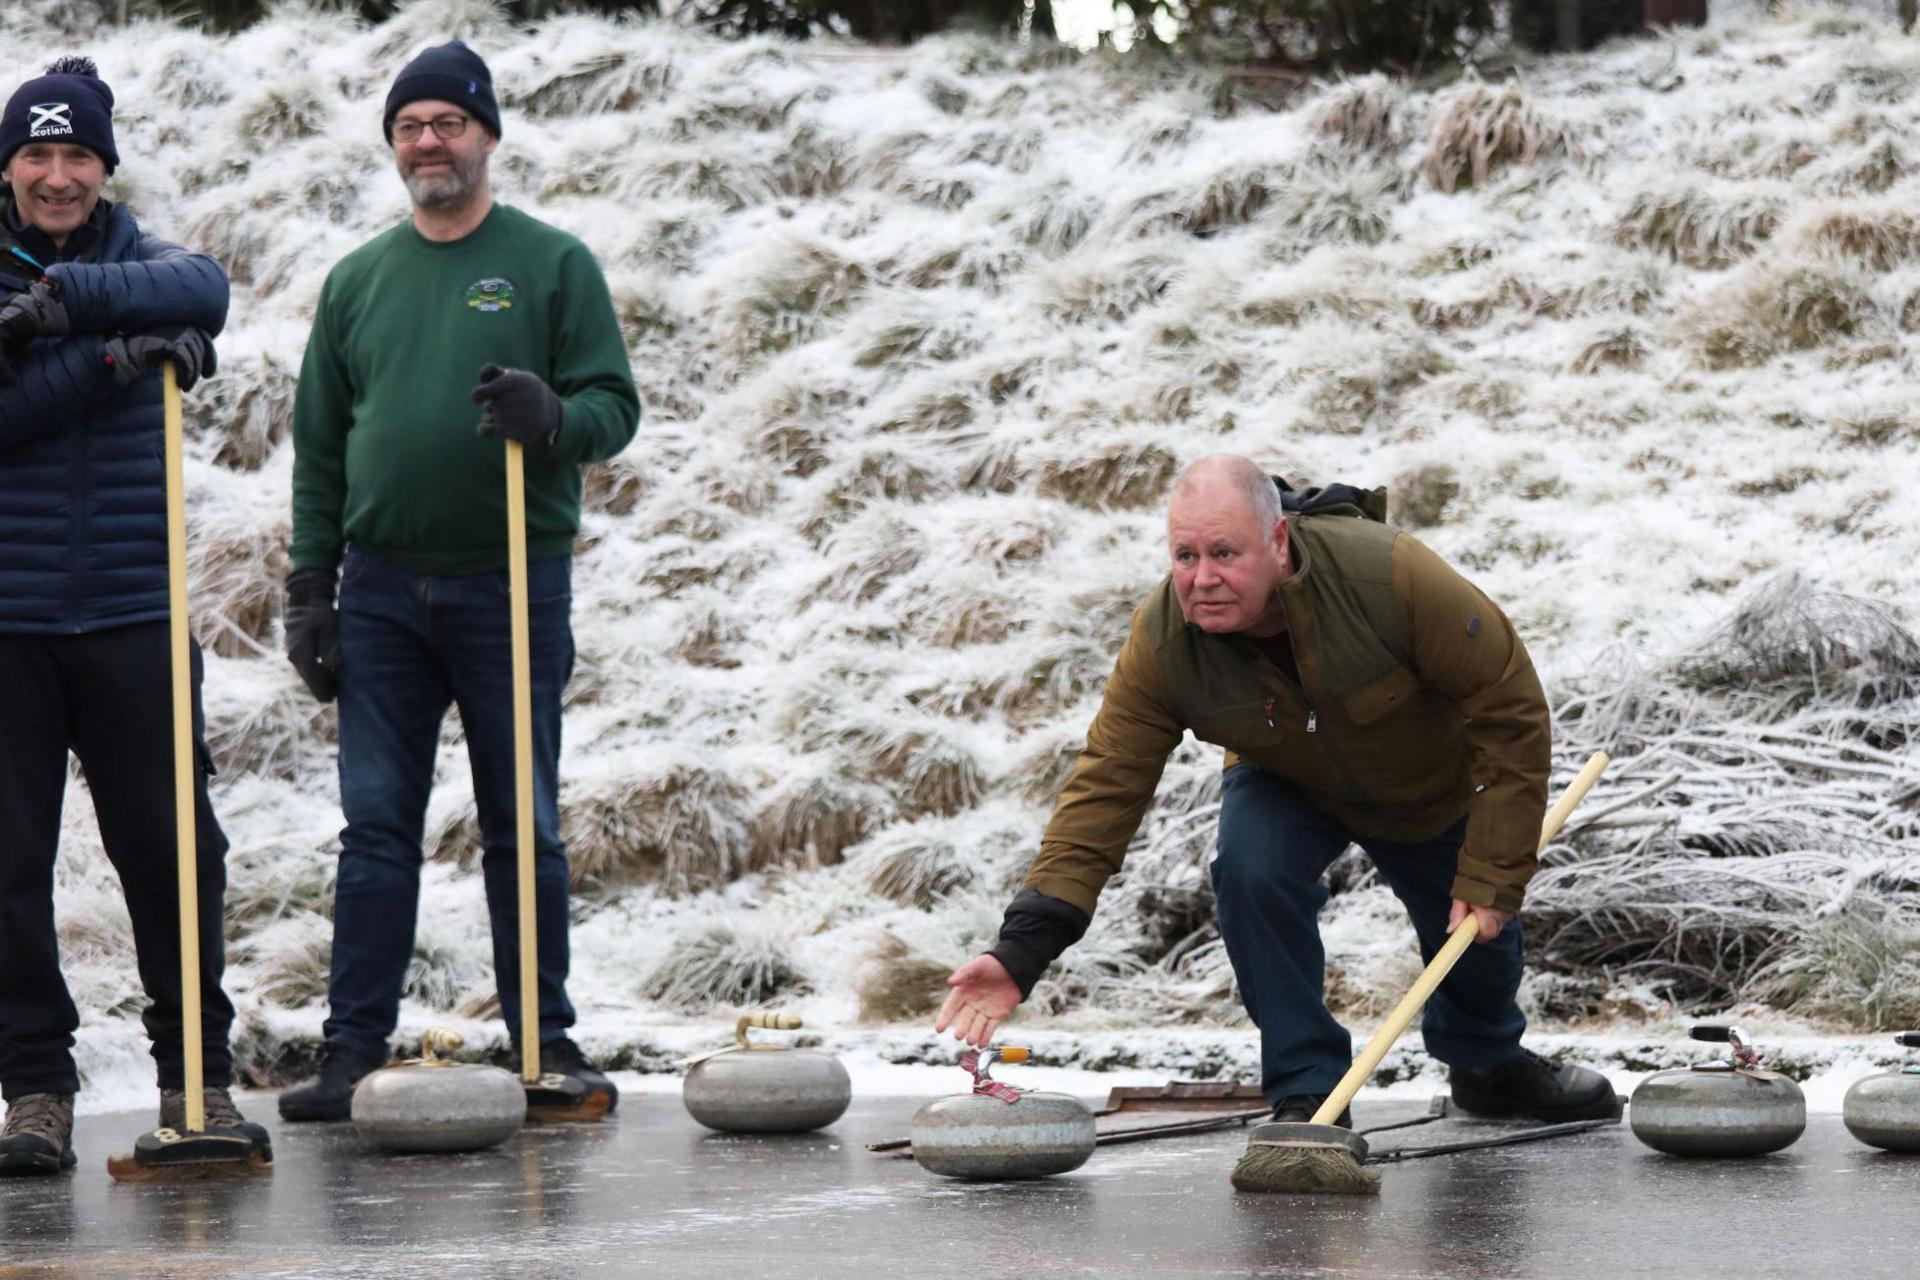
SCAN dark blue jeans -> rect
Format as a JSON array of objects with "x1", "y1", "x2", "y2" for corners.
[
  {"x1": 1212, "y1": 764, "x2": 1526, "y2": 1105},
  {"x1": 324, "y1": 545, "x2": 577, "y2": 1063}
]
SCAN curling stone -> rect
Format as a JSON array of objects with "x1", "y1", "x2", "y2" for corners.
[
  {"x1": 1630, "y1": 1025, "x2": 1805, "y2": 1157},
  {"x1": 682, "y1": 1012, "x2": 852, "y2": 1133},
  {"x1": 351, "y1": 1029, "x2": 526, "y2": 1154},
  {"x1": 1843, "y1": 1031, "x2": 1920, "y2": 1153},
  {"x1": 911, "y1": 1047, "x2": 1096, "y2": 1180}
]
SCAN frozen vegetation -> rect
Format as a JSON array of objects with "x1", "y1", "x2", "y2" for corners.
[{"x1": 9, "y1": 0, "x2": 1919, "y2": 1102}]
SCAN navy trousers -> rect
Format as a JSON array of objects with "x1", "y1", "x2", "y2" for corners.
[
  {"x1": 323, "y1": 545, "x2": 577, "y2": 1063},
  {"x1": 1212, "y1": 764, "x2": 1526, "y2": 1105}
]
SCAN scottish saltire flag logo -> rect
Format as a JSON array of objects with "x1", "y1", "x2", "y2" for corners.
[
  {"x1": 28, "y1": 104, "x2": 73, "y2": 139},
  {"x1": 465, "y1": 277, "x2": 515, "y2": 312}
]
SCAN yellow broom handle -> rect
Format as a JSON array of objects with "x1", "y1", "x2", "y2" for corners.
[
  {"x1": 1311, "y1": 751, "x2": 1611, "y2": 1126},
  {"x1": 508, "y1": 441, "x2": 539, "y2": 1084},
  {"x1": 164, "y1": 362, "x2": 205, "y2": 1135}
]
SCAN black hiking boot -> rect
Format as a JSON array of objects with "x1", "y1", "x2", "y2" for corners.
[
  {"x1": 1271, "y1": 1093, "x2": 1353, "y2": 1129},
  {"x1": 278, "y1": 1043, "x2": 386, "y2": 1122},
  {"x1": 534, "y1": 1038, "x2": 618, "y2": 1114},
  {"x1": 0, "y1": 1093, "x2": 76, "y2": 1175},
  {"x1": 161, "y1": 1086, "x2": 274, "y2": 1157},
  {"x1": 1449, "y1": 1048, "x2": 1619, "y2": 1121}
]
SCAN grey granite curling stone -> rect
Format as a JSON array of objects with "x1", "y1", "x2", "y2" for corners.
[
  {"x1": 351, "y1": 1029, "x2": 526, "y2": 1154},
  {"x1": 912, "y1": 1047, "x2": 1096, "y2": 1180},
  {"x1": 683, "y1": 1012, "x2": 852, "y2": 1134},
  {"x1": 1843, "y1": 1031, "x2": 1920, "y2": 1153},
  {"x1": 1630, "y1": 1025, "x2": 1805, "y2": 1157}
]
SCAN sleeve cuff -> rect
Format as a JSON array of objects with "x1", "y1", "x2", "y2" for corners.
[
  {"x1": 989, "y1": 888, "x2": 1093, "y2": 999},
  {"x1": 1449, "y1": 874, "x2": 1525, "y2": 914}
]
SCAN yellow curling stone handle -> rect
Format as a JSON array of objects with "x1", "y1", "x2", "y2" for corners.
[
  {"x1": 736, "y1": 1011, "x2": 803, "y2": 1050},
  {"x1": 420, "y1": 1028, "x2": 465, "y2": 1065}
]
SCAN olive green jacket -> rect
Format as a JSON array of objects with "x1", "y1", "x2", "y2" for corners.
[{"x1": 1023, "y1": 513, "x2": 1551, "y2": 915}]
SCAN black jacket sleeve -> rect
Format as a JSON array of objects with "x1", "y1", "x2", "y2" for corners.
[
  {"x1": 46, "y1": 235, "x2": 229, "y2": 337},
  {"x1": 987, "y1": 888, "x2": 1093, "y2": 999}
]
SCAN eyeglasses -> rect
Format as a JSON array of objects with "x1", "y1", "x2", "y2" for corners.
[{"x1": 392, "y1": 115, "x2": 470, "y2": 145}]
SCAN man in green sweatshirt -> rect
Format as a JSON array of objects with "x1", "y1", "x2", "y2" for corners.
[{"x1": 278, "y1": 42, "x2": 640, "y2": 1121}]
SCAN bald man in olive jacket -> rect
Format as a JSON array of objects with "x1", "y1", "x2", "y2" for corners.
[{"x1": 937, "y1": 455, "x2": 1614, "y2": 1125}]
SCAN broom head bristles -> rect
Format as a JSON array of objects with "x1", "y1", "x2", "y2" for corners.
[
  {"x1": 106, "y1": 1129, "x2": 272, "y2": 1182},
  {"x1": 1230, "y1": 1123, "x2": 1380, "y2": 1195}
]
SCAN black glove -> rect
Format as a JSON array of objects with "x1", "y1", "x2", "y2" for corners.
[
  {"x1": 285, "y1": 568, "x2": 341, "y2": 703},
  {"x1": 471, "y1": 364, "x2": 563, "y2": 446},
  {"x1": 0, "y1": 279, "x2": 68, "y2": 353},
  {"x1": 104, "y1": 326, "x2": 216, "y2": 391}
]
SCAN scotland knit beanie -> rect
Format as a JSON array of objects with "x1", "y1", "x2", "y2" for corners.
[
  {"x1": 383, "y1": 41, "x2": 501, "y2": 143},
  {"x1": 0, "y1": 56, "x2": 119, "y2": 175}
]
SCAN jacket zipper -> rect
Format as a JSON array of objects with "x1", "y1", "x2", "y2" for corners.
[
  {"x1": 1218, "y1": 603, "x2": 1358, "y2": 801},
  {"x1": 70, "y1": 420, "x2": 89, "y2": 630},
  {"x1": 1238, "y1": 621, "x2": 1319, "y2": 734},
  {"x1": 1277, "y1": 598, "x2": 1368, "y2": 807},
  {"x1": 1274, "y1": 599, "x2": 1318, "y2": 734},
  {"x1": 1261, "y1": 695, "x2": 1317, "y2": 734}
]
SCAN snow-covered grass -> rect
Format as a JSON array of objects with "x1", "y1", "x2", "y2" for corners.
[{"x1": 10, "y1": 0, "x2": 1920, "y2": 1098}]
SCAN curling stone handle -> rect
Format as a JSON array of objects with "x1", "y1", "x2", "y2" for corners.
[
  {"x1": 421, "y1": 1028, "x2": 464, "y2": 1062},
  {"x1": 1895, "y1": 1032, "x2": 1920, "y2": 1049},
  {"x1": 1311, "y1": 751, "x2": 1610, "y2": 1129},
  {"x1": 967, "y1": 1045, "x2": 1031, "y2": 1085},
  {"x1": 735, "y1": 1011, "x2": 802, "y2": 1049},
  {"x1": 1690, "y1": 1024, "x2": 1759, "y2": 1068}
]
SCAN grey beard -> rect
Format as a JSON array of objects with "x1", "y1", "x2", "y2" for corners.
[{"x1": 402, "y1": 151, "x2": 485, "y2": 211}]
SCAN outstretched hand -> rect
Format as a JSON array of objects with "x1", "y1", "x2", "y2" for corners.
[
  {"x1": 934, "y1": 955, "x2": 1022, "y2": 1048},
  {"x1": 1448, "y1": 898, "x2": 1512, "y2": 945}
]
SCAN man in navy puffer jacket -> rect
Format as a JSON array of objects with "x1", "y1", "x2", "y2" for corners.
[{"x1": 0, "y1": 56, "x2": 270, "y2": 1176}]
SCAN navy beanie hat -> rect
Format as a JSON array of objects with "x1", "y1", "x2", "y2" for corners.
[
  {"x1": 383, "y1": 41, "x2": 501, "y2": 143},
  {"x1": 0, "y1": 56, "x2": 119, "y2": 175}
]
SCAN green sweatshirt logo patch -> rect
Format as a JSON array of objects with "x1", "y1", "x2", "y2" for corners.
[{"x1": 465, "y1": 277, "x2": 516, "y2": 312}]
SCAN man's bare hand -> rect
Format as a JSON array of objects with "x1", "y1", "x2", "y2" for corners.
[
  {"x1": 934, "y1": 955, "x2": 1023, "y2": 1048},
  {"x1": 1448, "y1": 898, "x2": 1512, "y2": 944}
]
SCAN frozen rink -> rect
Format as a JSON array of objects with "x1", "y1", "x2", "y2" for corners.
[{"x1": 4, "y1": 1089, "x2": 1917, "y2": 1278}]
